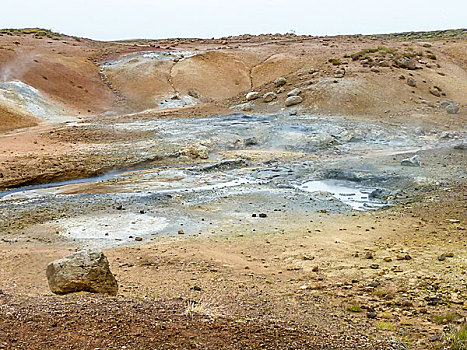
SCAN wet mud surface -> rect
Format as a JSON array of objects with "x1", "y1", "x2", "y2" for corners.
[{"x1": 1, "y1": 113, "x2": 464, "y2": 248}]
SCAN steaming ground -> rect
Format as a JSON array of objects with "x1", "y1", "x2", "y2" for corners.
[
  {"x1": 0, "y1": 30, "x2": 466, "y2": 350},
  {"x1": 0, "y1": 113, "x2": 464, "y2": 249}
]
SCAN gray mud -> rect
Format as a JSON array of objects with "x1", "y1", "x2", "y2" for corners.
[{"x1": 0, "y1": 113, "x2": 465, "y2": 248}]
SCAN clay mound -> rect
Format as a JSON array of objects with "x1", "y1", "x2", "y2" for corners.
[
  {"x1": 105, "y1": 59, "x2": 175, "y2": 111},
  {"x1": 172, "y1": 51, "x2": 251, "y2": 100},
  {"x1": 0, "y1": 104, "x2": 38, "y2": 133},
  {"x1": 252, "y1": 53, "x2": 303, "y2": 87},
  {"x1": 20, "y1": 54, "x2": 115, "y2": 115}
]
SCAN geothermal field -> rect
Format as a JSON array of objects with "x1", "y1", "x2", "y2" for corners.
[{"x1": 0, "y1": 28, "x2": 466, "y2": 349}]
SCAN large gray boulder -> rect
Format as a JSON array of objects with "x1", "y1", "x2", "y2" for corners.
[{"x1": 46, "y1": 249, "x2": 118, "y2": 296}]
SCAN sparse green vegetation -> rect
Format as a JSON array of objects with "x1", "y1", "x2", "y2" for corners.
[
  {"x1": 346, "y1": 305, "x2": 363, "y2": 313},
  {"x1": 432, "y1": 312, "x2": 461, "y2": 325},
  {"x1": 368, "y1": 28, "x2": 467, "y2": 40},
  {"x1": 444, "y1": 324, "x2": 467, "y2": 350},
  {"x1": 428, "y1": 54, "x2": 437, "y2": 60},
  {"x1": 328, "y1": 58, "x2": 341, "y2": 66},
  {"x1": 0, "y1": 28, "x2": 61, "y2": 37},
  {"x1": 376, "y1": 321, "x2": 395, "y2": 331},
  {"x1": 350, "y1": 46, "x2": 397, "y2": 61}
]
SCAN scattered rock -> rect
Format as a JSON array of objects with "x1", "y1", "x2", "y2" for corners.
[
  {"x1": 365, "y1": 252, "x2": 374, "y2": 259},
  {"x1": 370, "y1": 264, "x2": 380, "y2": 269},
  {"x1": 46, "y1": 249, "x2": 118, "y2": 295},
  {"x1": 446, "y1": 103, "x2": 459, "y2": 114},
  {"x1": 370, "y1": 66, "x2": 380, "y2": 73},
  {"x1": 395, "y1": 57, "x2": 417, "y2": 70},
  {"x1": 263, "y1": 92, "x2": 277, "y2": 103},
  {"x1": 445, "y1": 252, "x2": 454, "y2": 258},
  {"x1": 334, "y1": 68, "x2": 345, "y2": 78},
  {"x1": 285, "y1": 96, "x2": 303, "y2": 107},
  {"x1": 178, "y1": 230, "x2": 185, "y2": 234},
  {"x1": 187, "y1": 89, "x2": 200, "y2": 99},
  {"x1": 438, "y1": 254, "x2": 446, "y2": 261},
  {"x1": 383, "y1": 257, "x2": 392, "y2": 262},
  {"x1": 429, "y1": 86, "x2": 441, "y2": 97},
  {"x1": 407, "y1": 77, "x2": 416, "y2": 87},
  {"x1": 401, "y1": 155, "x2": 421, "y2": 167},
  {"x1": 181, "y1": 144, "x2": 209, "y2": 159},
  {"x1": 367, "y1": 311, "x2": 377, "y2": 319},
  {"x1": 246, "y1": 92, "x2": 260, "y2": 101},
  {"x1": 230, "y1": 102, "x2": 254, "y2": 112},
  {"x1": 312, "y1": 266, "x2": 319, "y2": 272},
  {"x1": 289, "y1": 108, "x2": 298, "y2": 116},
  {"x1": 134, "y1": 237, "x2": 143, "y2": 241},
  {"x1": 287, "y1": 88, "x2": 301, "y2": 97},
  {"x1": 273, "y1": 77, "x2": 287, "y2": 87},
  {"x1": 258, "y1": 213, "x2": 268, "y2": 218}
]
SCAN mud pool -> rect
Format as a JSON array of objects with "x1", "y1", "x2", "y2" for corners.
[{"x1": 0, "y1": 113, "x2": 463, "y2": 248}]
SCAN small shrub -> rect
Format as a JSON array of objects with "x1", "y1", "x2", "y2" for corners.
[
  {"x1": 328, "y1": 58, "x2": 341, "y2": 65},
  {"x1": 346, "y1": 305, "x2": 363, "y2": 313},
  {"x1": 377, "y1": 321, "x2": 395, "y2": 331},
  {"x1": 428, "y1": 54, "x2": 437, "y2": 60},
  {"x1": 432, "y1": 312, "x2": 460, "y2": 325},
  {"x1": 444, "y1": 324, "x2": 467, "y2": 350}
]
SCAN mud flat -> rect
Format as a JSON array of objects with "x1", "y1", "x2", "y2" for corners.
[{"x1": 1, "y1": 113, "x2": 464, "y2": 249}]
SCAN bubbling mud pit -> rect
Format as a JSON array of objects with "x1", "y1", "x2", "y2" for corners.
[{"x1": 0, "y1": 113, "x2": 460, "y2": 248}]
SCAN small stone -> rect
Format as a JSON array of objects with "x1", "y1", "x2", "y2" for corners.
[
  {"x1": 191, "y1": 286, "x2": 202, "y2": 291},
  {"x1": 263, "y1": 92, "x2": 277, "y2": 102},
  {"x1": 367, "y1": 311, "x2": 377, "y2": 319},
  {"x1": 231, "y1": 102, "x2": 254, "y2": 111},
  {"x1": 246, "y1": 92, "x2": 260, "y2": 101},
  {"x1": 258, "y1": 213, "x2": 267, "y2": 218},
  {"x1": 369, "y1": 280, "x2": 380, "y2": 288},
  {"x1": 334, "y1": 68, "x2": 345, "y2": 78},
  {"x1": 370, "y1": 66, "x2": 380, "y2": 73},
  {"x1": 429, "y1": 86, "x2": 441, "y2": 97},
  {"x1": 370, "y1": 264, "x2": 380, "y2": 269},
  {"x1": 401, "y1": 155, "x2": 421, "y2": 167},
  {"x1": 178, "y1": 230, "x2": 185, "y2": 234},
  {"x1": 273, "y1": 77, "x2": 287, "y2": 87},
  {"x1": 285, "y1": 96, "x2": 303, "y2": 107},
  {"x1": 446, "y1": 252, "x2": 454, "y2": 258},
  {"x1": 445, "y1": 103, "x2": 459, "y2": 114},
  {"x1": 438, "y1": 254, "x2": 446, "y2": 261},
  {"x1": 407, "y1": 77, "x2": 416, "y2": 87},
  {"x1": 312, "y1": 265, "x2": 319, "y2": 272},
  {"x1": 383, "y1": 257, "x2": 392, "y2": 262},
  {"x1": 365, "y1": 252, "x2": 374, "y2": 259},
  {"x1": 393, "y1": 266, "x2": 403, "y2": 272},
  {"x1": 287, "y1": 88, "x2": 302, "y2": 97},
  {"x1": 134, "y1": 237, "x2": 143, "y2": 241}
]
